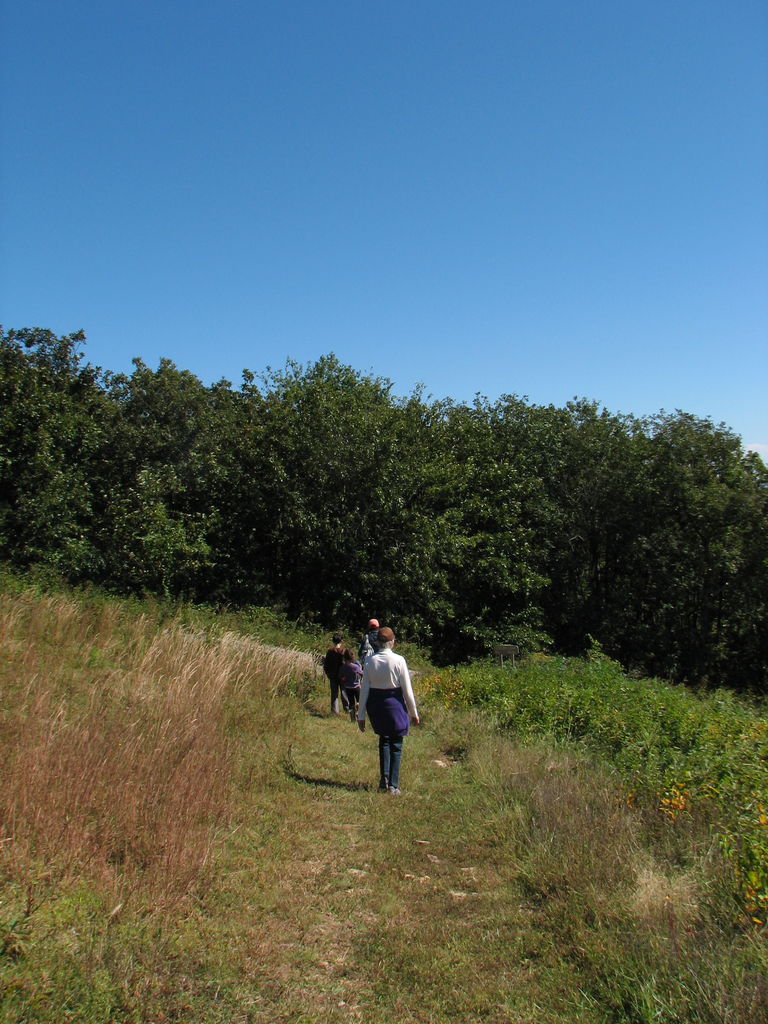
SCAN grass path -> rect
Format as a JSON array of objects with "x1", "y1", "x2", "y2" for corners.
[
  {"x1": 207, "y1": 693, "x2": 590, "y2": 1024},
  {"x1": 3, "y1": 591, "x2": 764, "y2": 1024},
  {"x1": 4, "y1": 673, "x2": 762, "y2": 1023}
]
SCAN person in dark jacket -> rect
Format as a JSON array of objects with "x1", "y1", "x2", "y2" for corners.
[{"x1": 323, "y1": 633, "x2": 347, "y2": 714}]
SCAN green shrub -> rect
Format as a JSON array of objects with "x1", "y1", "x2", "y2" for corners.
[{"x1": 421, "y1": 652, "x2": 768, "y2": 922}]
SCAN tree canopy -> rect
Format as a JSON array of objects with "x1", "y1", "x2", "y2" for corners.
[{"x1": 2, "y1": 327, "x2": 766, "y2": 690}]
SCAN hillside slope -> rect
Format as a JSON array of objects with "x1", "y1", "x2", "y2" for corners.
[{"x1": 1, "y1": 588, "x2": 765, "y2": 1023}]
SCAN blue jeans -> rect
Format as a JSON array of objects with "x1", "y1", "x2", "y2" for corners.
[{"x1": 378, "y1": 735, "x2": 404, "y2": 789}]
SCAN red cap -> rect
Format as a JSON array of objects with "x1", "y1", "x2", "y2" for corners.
[{"x1": 368, "y1": 618, "x2": 379, "y2": 629}]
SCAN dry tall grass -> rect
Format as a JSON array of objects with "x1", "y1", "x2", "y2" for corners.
[{"x1": 0, "y1": 590, "x2": 315, "y2": 907}]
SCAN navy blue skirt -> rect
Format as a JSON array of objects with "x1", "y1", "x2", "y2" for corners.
[{"x1": 365, "y1": 687, "x2": 410, "y2": 737}]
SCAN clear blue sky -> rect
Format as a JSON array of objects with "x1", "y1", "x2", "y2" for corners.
[{"x1": 2, "y1": 0, "x2": 766, "y2": 455}]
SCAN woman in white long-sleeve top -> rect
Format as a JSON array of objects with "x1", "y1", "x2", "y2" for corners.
[{"x1": 357, "y1": 626, "x2": 419, "y2": 794}]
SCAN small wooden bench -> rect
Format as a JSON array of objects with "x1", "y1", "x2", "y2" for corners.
[{"x1": 493, "y1": 644, "x2": 520, "y2": 668}]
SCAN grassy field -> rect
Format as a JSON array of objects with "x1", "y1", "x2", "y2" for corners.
[
  {"x1": 419, "y1": 650, "x2": 768, "y2": 926},
  {"x1": 1, "y1": 584, "x2": 766, "y2": 1023}
]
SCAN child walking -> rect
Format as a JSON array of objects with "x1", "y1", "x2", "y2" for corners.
[{"x1": 338, "y1": 648, "x2": 363, "y2": 722}]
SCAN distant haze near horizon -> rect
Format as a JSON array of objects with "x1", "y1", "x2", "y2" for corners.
[{"x1": 1, "y1": 1, "x2": 766, "y2": 455}]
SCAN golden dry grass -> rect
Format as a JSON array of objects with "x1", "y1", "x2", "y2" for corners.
[{"x1": 0, "y1": 590, "x2": 316, "y2": 907}]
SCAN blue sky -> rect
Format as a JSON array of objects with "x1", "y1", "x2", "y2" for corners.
[{"x1": 2, "y1": 1, "x2": 766, "y2": 455}]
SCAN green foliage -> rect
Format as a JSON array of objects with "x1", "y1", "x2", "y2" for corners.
[
  {"x1": 1, "y1": 327, "x2": 767, "y2": 687},
  {"x1": 0, "y1": 328, "x2": 112, "y2": 579},
  {"x1": 421, "y1": 653, "x2": 768, "y2": 920},
  {"x1": 536, "y1": 401, "x2": 768, "y2": 689}
]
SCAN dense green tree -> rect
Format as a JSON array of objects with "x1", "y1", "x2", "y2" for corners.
[
  {"x1": 634, "y1": 412, "x2": 768, "y2": 687},
  {"x1": 538, "y1": 404, "x2": 768, "y2": 689},
  {"x1": 219, "y1": 356, "x2": 453, "y2": 632},
  {"x1": 349, "y1": 388, "x2": 458, "y2": 642},
  {"x1": 0, "y1": 328, "x2": 113, "y2": 579},
  {"x1": 236, "y1": 355, "x2": 396, "y2": 620},
  {"x1": 538, "y1": 400, "x2": 652, "y2": 656},
  {"x1": 97, "y1": 358, "x2": 223, "y2": 596},
  {"x1": 1, "y1": 327, "x2": 766, "y2": 688},
  {"x1": 423, "y1": 397, "x2": 551, "y2": 661}
]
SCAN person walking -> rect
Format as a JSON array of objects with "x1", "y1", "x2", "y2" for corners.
[
  {"x1": 323, "y1": 633, "x2": 348, "y2": 715},
  {"x1": 338, "y1": 648, "x2": 363, "y2": 721},
  {"x1": 358, "y1": 618, "x2": 380, "y2": 663},
  {"x1": 357, "y1": 626, "x2": 419, "y2": 794}
]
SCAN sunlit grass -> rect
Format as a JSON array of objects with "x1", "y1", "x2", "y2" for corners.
[
  {"x1": 1, "y1": 584, "x2": 766, "y2": 1023},
  {"x1": 421, "y1": 651, "x2": 768, "y2": 922},
  {"x1": 0, "y1": 589, "x2": 315, "y2": 903}
]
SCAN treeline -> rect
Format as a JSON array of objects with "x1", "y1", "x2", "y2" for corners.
[{"x1": 2, "y1": 326, "x2": 767, "y2": 689}]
